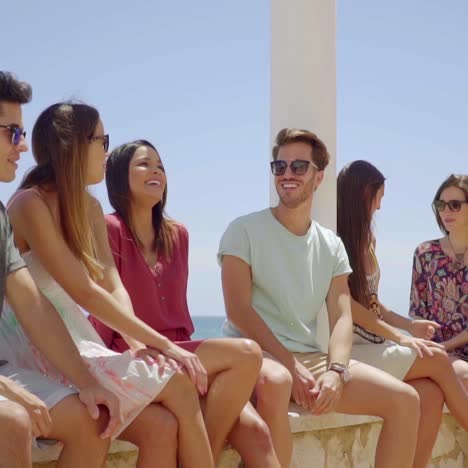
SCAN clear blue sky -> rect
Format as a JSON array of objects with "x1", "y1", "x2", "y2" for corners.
[{"x1": 1, "y1": 1, "x2": 466, "y2": 316}]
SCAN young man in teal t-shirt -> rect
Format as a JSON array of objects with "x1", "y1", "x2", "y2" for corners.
[{"x1": 219, "y1": 128, "x2": 423, "y2": 468}]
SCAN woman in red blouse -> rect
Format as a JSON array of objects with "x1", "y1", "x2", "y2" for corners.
[
  {"x1": 91, "y1": 140, "x2": 287, "y2": 467},
  {"x1": 410, "y1": 174, "x2": 467, "y2": 388}
]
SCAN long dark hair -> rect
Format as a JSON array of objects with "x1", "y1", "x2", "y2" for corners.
[
  {"x1": 105, "y1": 139, "x2": 176, "y2": 258},
  {"x1": 337, "y1": 160, "x2": 386, "y2": 305},
  {"x1": 20, "y1": 102, "x2": 102, "y2": 280},
  {"x1": 432, "y1": 174, "x2": 468, "y2": 235}
]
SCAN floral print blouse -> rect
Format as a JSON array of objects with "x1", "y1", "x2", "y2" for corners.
[{"x1": 410, "y1": 239, "x2": 467, "y2": 361}]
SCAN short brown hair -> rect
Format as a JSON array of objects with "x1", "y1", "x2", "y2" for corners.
[
  {"x1": 0, "y1": 71, "x2": 32, "y2": 114},
  {"x1": 432, "y1": 174, "x2": 468, "y2": 235},
  {"x1": 272, "y1": 128, "x2": 330, "y2": 170}
]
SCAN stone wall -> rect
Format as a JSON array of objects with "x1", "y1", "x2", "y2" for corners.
[{"x1": 33, "y1": 407, "x2": 467, "y2": 468}]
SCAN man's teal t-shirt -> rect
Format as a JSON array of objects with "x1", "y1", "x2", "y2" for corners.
[{"x1": 218, "y1": 208, "x2": 352, "y2": 353}]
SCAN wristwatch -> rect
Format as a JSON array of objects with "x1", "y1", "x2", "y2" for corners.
[{"x1": 327, "y1": 362, "x2": 351, "y2": 384}]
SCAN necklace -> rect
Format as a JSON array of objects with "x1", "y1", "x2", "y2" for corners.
[{"x1": 447, "y1": 235, "x2": 467, "y2": 269}]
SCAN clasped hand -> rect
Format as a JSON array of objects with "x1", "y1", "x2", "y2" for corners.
[{"x1": 291, "y1": 360, "x2": 342, "y2": 415}]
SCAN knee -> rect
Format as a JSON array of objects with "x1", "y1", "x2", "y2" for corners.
[
  {"x1": 132, "y1": 405, "x2": 178, "y2": 446},
  {"x1": 389, "y1": 385, "x2": 421, "y2": 420},
  {"x1": 460, "y1": 373, "x2": 468, "y2": 391},
  {"x1": 236, "y1": 339, "x2": 263, "y2": 372},
  {"x1": 428, "y1": 347, "x2": 452, "y2": 371},
  {"x1": 453, "y1": 363, "x2": 468, "y2": 391},
  {"x1": 256, "y1": 365, "x2": 293, "y2": 410},
  {"x1": 241, "y1": 416, "x2": 274, "y2": 453},
  {"x1": 168, "y1": 372, "x2": 201, "y2": 409},
  {"x1": 0, "y1": 403, "x2": 32, "y2": 448}
]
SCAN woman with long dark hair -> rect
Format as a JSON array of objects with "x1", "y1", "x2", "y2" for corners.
[
  {"x1": 0, "y1": 101, "x2": 219, "y2": 468},
  {"x1": 90, "y1": 139, "x2": 289, "y2": 468},
  {"x1": 337, "y1": 160, "x2": 468, "y2": 468},
  {"x1": 410, "y1": 174, "x2": 467, "y2": 386}
]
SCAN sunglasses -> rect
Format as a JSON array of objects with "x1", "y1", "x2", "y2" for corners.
[
  {"x1": 270, "y1": 159, "x2": 318, "y2": 176},
  {"x1": 0, "y1": 124, "x2": 26, "y2": 146},
  {"x1": 432, "y1": 199, "x2": 467, "y2": 212},
  {"x1": 88, "y1": 134, "x2": 109, "y2": 152}
]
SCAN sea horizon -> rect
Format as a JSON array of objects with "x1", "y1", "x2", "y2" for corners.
[{"x1": 192, "y1": 315, "x2": 225, "y2": 340}]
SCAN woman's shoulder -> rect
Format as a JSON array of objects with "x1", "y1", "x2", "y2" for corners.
[
  {"x1": 167, "y1": 221, "x2": 189, "y2": 249},
  {"x1": 104, "y1": 212, "x2": 129, "y2": 241},
  {"x1": 171, "y1": 220, "x2": 188, "y2": 237},
  {"x1": 414, "y1": 239, "x2": 442, "y2": 257},
  {"x1": 7, "y1": 187, "x2": 52, "y2": 218}
]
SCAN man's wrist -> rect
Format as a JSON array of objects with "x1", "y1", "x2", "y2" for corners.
[{"x1": 327, "y1": 362, "x2": 351, "y2": 384}]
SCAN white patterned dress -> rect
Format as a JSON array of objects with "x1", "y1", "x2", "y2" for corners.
[
  {"x1": 0, "y1": 251, "x2": 175, "y2": 437},
  {"x1": 350, "y1": 246, "x2": 416, "y2": 380}
]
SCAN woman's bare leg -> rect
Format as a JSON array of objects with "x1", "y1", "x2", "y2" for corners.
[
  {"x1": 252, "y1": 357, "x2": 292, "y2": 468},
  {"x1": 228, "y1": 402, "x2": 281, "y2": 468},
  {"x1": 335, "y1": 362, "x2": 420, "y2": 468},
  {"x1": 194, "y1": 338, "x2": 262, "y2": 463},
  {"x1": 407, "y1": 379, "x2": 444, "y2": 468},
  {"x1": 48, "y1": 395, "x2": 110, "y2": 468},
  {"x1": 119, "y1": 404, "x2": 178, "y2": 468},
  {"x1": 404, "y1": 348, "x2": 468, "y2": 430},
  {"x1": 0, "y1": 401, "x2": 32, "y2": 468},
  {"x1": 449, "y1": 355, "x2": 468, "y2": 391},
  {"x1": 154, "y1": 372, "x2": 214, "y2": 468}
]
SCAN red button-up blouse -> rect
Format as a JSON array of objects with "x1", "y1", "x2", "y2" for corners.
[{"x1": 90, "y1": 213, "x2": 195, "y2": 353}]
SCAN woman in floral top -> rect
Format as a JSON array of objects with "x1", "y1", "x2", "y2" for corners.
[{"x1": 410, "y1": 174, "x2": 468, "y2": 389}]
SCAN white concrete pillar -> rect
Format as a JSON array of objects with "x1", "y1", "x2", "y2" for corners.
[
  {"x1": 270, "y1": 0, "x2": 337, "y2": 231},
  {"x1": 271, "y1": 0, "x2": 336, "y2": 351}
]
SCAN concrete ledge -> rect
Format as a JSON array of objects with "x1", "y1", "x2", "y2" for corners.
[{"x1": 32, "y1": 407, "x2": 467, "y2": 468}]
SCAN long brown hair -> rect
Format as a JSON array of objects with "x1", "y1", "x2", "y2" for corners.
[
  {"x1": 20, "y1": 102, "x2": 103, "y2": 280},
  {"x1": 105, "y1": 140, "x2": 176, "y2": 258},
  {"x1": 337, "y1": 160, "x2": 386, "y2": 305},
  {"x1": 432, "y1": 174, "x2": 468, "y2": 234}
]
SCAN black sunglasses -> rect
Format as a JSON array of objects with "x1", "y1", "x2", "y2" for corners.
[
  {"x1": 432, "y1": 199, "x2": 467, "y2": 213},
  {"x1": 270, "y1": 159, "x2": 318, "y2": 176},
  {"x1": 0, "y1": 124, "x2": 26, "y2": 146},
  {"x1": 88, "y1": 134, "x2": 109, "y2": 152}
]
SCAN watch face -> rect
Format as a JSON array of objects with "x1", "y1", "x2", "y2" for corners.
[
  {"x1": 330, "y1": 363, "x2": 345, "y2": 373},
  {"x1": 329, "y1": 363, "x2": 351, "y2": 383}
]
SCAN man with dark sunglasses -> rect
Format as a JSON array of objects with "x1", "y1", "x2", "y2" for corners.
[
  {"x1": 219, "y1": 128, "x2": 423, "y2": 467},
  {"x1": 0, "y1": 71, "x2": 122, "y2": 468}
]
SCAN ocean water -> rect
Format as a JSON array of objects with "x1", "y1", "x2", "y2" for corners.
[{"x1": 192, "y1": 315, "x2": 226, "y2": 340}]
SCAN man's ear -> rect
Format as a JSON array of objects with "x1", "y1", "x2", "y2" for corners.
[{"x1": 314, "y1": 170, "x2": 325, "y2": 192}]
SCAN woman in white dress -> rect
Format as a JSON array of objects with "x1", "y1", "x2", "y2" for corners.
[
  {"x1": 0, "y1": 101, "x2": 234, "y2": 468},
  {"x1": 337, "y1": 160, "x2": 468, "y2": 468}
]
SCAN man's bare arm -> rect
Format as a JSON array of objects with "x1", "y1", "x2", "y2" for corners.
[{"x1": 325, "y1": 274, "x2": 353, "y2": 366}]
